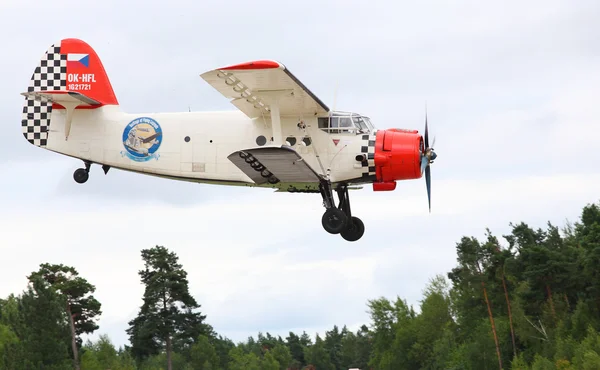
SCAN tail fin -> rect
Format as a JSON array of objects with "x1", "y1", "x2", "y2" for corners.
[{"x1": 21, "y1": 38, "x2": 118, "y2": 147}]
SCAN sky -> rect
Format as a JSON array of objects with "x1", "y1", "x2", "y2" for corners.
[{"x1": 1, "y1": 0, "x2": 600, "y2": 349}]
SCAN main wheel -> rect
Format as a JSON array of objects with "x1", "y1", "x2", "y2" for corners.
[
  {"x1": 73, "y1": 168, "x2": 89, "y2": 184},
  {"x1": 341, "y1": 216, "x2": 365, "y2": 242},
  {"x1": 321, "y1": 208, "x2": 347, "y2": 234}
]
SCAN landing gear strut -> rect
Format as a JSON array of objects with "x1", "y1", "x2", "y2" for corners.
[
  {"x1": 73, "y1": 161, "x2": 91, "y2": 184},
  {"x1": 319, "y1": 181, "x2": 365, "y2": 241}
]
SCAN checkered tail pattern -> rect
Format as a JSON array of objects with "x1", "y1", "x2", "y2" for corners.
[{"x1": 21, "y1": 42, "x2": 67, "y2": 147}]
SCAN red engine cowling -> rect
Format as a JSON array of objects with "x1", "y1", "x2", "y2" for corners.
[{"x1": 372, "y1": 128, "x2": 423, "y2": 191}]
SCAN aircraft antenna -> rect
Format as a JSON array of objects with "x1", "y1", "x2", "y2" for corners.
[{"x1": 333, "y1": 81, "x2": 339, "y2": 113}]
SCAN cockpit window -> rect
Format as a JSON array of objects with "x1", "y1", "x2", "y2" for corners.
[
  {"x1": 339, "y1": 117, "x2": 353, "y2": 128},
  {"x1": 317, "y1": 112, "x2": 375, "y2": 135},
  {"x1": 353, "y1": 116, "x2": 369, "y2": 131},
  {"x1": 362, "y1": 117, "x2": 374, "y2": 131}
]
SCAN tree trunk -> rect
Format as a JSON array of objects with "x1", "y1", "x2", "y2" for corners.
[
  {"x1": 501, "y1": 272, "x2": 517, "y2": 358},
  {"x1": 166, "y1": 334, "x2": 172, "y2": 370},
  {"x1": 163, "y1": 288, "x2": 172, "y2": 370},
  {"x1": 493, "y1": 247, "x2": 516, "y2": 359},
  {"x1": 66, "y1": 304, "x2": 80, "y2": 370},
  {"x1": 482, "y1": 281, "x2": 503, "y2": 370},
  {"x1": 546, "y1": 283, "x2": 556, "y2": 319}
]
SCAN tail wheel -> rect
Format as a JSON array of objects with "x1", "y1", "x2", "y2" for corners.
[{"x1": 73, "y1": 168, "x2": 89, "y2": 184}]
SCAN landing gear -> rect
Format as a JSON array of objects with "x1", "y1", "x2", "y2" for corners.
[
  {"x1": 73, "y1": 161, "x2": 91, "y2": 184},
  {"x1": 319, "y1": 181, "x2": 366, "y2": 241},
  {"x1": 322, "y1": 208, "x2": 347, "y2": 234},
  {"x1": 341, "y1": 216, "x2": 365, "y2": 242}
]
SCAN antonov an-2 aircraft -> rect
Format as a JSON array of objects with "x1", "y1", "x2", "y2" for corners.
[{"x1": 21, "y1": 38, "x2": 437, "y2": 242}]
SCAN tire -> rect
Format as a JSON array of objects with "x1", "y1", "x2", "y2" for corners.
[
  {"x1": 73, "y1": 168, "x2": 89, "y2": 184},
  {"x1": 321, "y1": 208, "x2": 348, "y2": 234},
  {"x1": 340, "y1": 216, "x2": 365, "y2": 242}
]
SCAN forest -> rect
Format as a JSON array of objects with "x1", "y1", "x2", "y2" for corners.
[{"x1": 2, "y1": 201, "x2": 600, "y2": 370}]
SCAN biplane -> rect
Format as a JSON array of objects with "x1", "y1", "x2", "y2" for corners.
[{"x1": 20, "y1": 38, "x2": 437, "y2": 242}]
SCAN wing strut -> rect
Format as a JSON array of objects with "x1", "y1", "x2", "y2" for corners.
[{"x1": 256, "y1": 89, "x2": 293, "y2": 146}]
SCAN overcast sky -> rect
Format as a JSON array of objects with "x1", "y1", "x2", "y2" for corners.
[{"x1": 1, "y1": 0, "x2": 599, "y2": 348}]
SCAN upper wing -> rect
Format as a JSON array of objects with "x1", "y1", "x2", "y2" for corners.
[
  {"x1": 228, "y1": 146, "x2": 323, "y2": 185},
  {"x1": 200, "y1": 60, "x2": 329, "y2": 118}
]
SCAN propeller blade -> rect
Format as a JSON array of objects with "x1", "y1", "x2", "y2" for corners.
[
  {"x1": 423, "y1": 106, "x2": 435, "y2": 213},
  {"x1": 425, "y1": 164, "x2": 431, "y2": 213},
  {"x1": 420, "y1": 155, "x2": 428, "y2": 175},
  {"x1": 424, "y1": 113, "x2": 429, "y2": 148}
]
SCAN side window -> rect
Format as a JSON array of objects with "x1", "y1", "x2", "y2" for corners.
[
  {"x1": 317, "y1": 114, "x2": 372, "y2": 134},
  {"x1": 339, "y1": 117, "x2": 352, "y2": 128},
  {"x1": 318, "y1": 117, "x2": 331, "y2": 129},
  {"x1": 318, "y1": 117, "x2": 340, "y2": 133}
]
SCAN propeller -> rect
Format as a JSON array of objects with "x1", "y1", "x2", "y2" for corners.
[{"x1": 420, "y1": 111, "x2": 437, "y2": 213}]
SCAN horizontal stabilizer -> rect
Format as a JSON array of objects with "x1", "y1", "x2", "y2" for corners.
[
  {"x1": 21, "y1": 90, "x2": 102, "y2": 107},
  {"x1": 228, "y1": 146, "x2": 323, "y2": 185},
  {"x1": 21, "y1": 90, "x2": 102, "y2": 141}
]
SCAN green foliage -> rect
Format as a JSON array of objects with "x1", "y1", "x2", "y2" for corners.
[
  {"x1": 28, "y1": 263, "x2": 102, "y2": 340},
  {"x1": 270, "y1": 343, "x2": 293, "y2": 369},
  {"x1": 531, "y1": 354, "x2": 554, "y2": 370},
  {"x1": 4, "y1": 201, "x2": 600, "y2": 369},
  {"x1": 304, "y1": 335, "x2": 334, "y2": 370},
  {"x1": 9, "y1": 275, "x2": 72, "y2": 369},
  {"x1": 126, "y1": 245, "x2": 211, "y2": 367},
  {"x1": 80, "y1": 334, "x2": 136, "y2": 370},
  {"x1": 189, "y1": 334, "x2": 219, "y2": 369}
]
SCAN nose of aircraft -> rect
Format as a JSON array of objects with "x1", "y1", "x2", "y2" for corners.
[
  {"x1": 373, "y1": 128, "x2": 423, "y2": 186},
  {"x1": 372, "y1": 119, "x2": 437, "y2": 210}
]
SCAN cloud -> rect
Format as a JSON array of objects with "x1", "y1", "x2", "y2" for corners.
[
  {"x1": 2, "y1": 163, "x2": 599, "y2": 347},
  {"x1": 1, "y1": 0, "x2": 600, "y2": 351}
]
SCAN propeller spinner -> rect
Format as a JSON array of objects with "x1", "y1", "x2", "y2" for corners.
[{"x1": 420, "y1": 113, "x2": 437, "y2": 212}]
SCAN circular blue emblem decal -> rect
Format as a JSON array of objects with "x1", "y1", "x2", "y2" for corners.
[{"x1": 121, "y1": 117, "x2": 163, "y2": 162}]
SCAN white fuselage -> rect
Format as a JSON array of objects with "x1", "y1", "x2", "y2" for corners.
[{"x1": 44, "y1": 105, "x2": 371, "y2": 189}]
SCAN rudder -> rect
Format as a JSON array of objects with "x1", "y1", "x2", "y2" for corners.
[{"x1": 21, "y1": 38, "x2": 118, "y2": 147}]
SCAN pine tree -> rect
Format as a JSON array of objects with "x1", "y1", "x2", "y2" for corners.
[
  {"x1": 126, "y1": 245, "x2": 210, "y2": 370},
  {"x1": 27, "y1": 263, "x2": 102, "y2": 370}
]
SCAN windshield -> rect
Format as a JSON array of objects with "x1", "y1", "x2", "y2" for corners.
[
  {"x1": 362, "y1": 116, "x2": 375, "y2": 130},
  {"x1": 352, "y1": 116, "x2": 369, "y2": 131}
]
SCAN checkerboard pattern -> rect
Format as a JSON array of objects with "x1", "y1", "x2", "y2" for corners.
[
  {"x1": 360, "y1": 132, "x2": 377, "y2": 178},
  {"x1": 21, "y1": 43, "x2": 67, "y2": 147}
]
